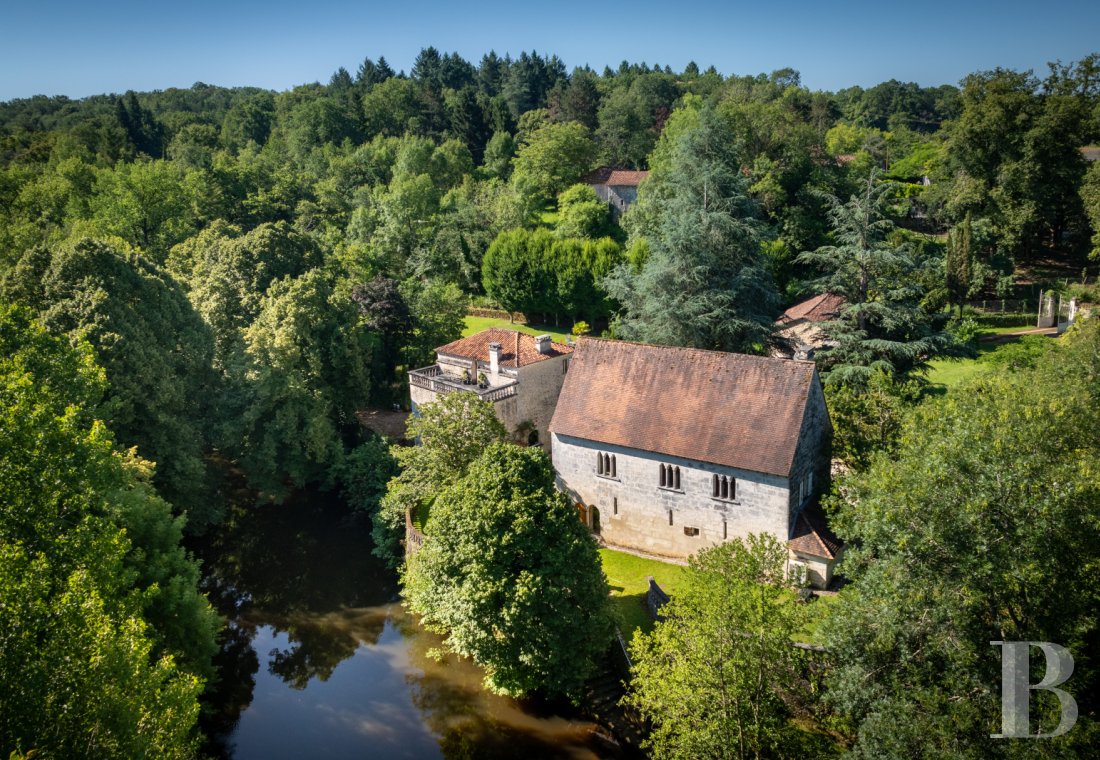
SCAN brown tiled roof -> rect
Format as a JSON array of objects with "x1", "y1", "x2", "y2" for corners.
[
  {"x1": 581, "y1": 167, "x2": 614, "y2": 184},
  {"x1": 1081, "y1": 146, "x2": 1100, "y2": 162},
  {"x1": 436, "y1": 329, "x2": 572, "y2": 368},
  {"x1": 549, "y1": 339, "x2": 818, "y2": 476},
  {"x1": 582, "y1": 167, "x2": 650, "y2": 187},
  {"x1": 777, "y1": 293, "x2": 845, "y2": 325},
  {"x1": 606, "y1": 170, "x2": 649, "y2": 187},
  {"x1": 788, "y1": 502, "x2": 843, "y2": 559}
]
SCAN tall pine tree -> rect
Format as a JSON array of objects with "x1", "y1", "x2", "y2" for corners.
[
  {"x1": 606, "y1": 104, "x2": 778, "y2": 352},
  {"x1": 796, "y1": 172, "x2": 956, "y2": 385}
]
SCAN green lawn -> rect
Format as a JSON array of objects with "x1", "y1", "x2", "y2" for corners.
[
  {"x1": 599, "y1": 548, "x2": 686, "y2": 640},
  {"x1": 925, "y1": 354, "x2": 993, "y2": 389},
  {"x1": 799, "y1": 592, "x2": 839, "y2": 645},
  {"x1": 462, "y1": 315, "x2": 571, "y2": 344},
  {"x1": 925, "y1": 331, "x2": 1045, "y2": 390},
  {"x1": 980, "y1": 322, "x2": 1038, "y2": 335}
]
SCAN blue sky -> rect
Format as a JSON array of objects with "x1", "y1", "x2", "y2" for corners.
[{"x1": 3, "y1": 0, "x2": 1098, "y2": 100}]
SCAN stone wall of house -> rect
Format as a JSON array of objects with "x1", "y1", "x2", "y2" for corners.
[
  {"x1": 551, "y1": 433, "x2": 791, "y2": 559},
  {"x1": 786, "y1": 373, "x2": 832, "y2": 522},
  {"x1": 410, "y1": 354, "x2": 565, "y2": 448},
  {"x1": 515, "y1": 354, "x2": 571, "y2": 448}
]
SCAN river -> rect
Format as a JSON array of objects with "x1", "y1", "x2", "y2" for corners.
[{"x1": 192, "y1": 491, "x2": 630, "y2": 759}]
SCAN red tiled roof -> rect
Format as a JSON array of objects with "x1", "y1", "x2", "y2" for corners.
[
  {"x1": 788, "y1": 502, "x2": 843, "y2": 559},
  {"x1": 1081, "y1": 146, "x2": 1100, "y2": 162},
  {"x1": 582, "y1": 167, "x2": 650, "y2": 187},
  {"x1": 436, "y1": 329, "x2": 572, "y2": 368},
  {"x1": 606, "y1": 170, "x2": 649, "y2": 187},
  {"x1": 549, "y1": 338, "x2": 818, "y2": 477},
  {"x1": 777, "y1": 293, "x2": 845, "y2": 325}
]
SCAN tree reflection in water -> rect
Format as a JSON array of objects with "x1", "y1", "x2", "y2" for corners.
[
  {"x1": 192, "y1": 489, "x2": 629, "y2": 759},
  {"x1": 192, "y1": 490, "x2": 395, "y2": 753}
]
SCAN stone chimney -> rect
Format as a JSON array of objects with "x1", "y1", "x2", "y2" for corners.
[
  {"x1": 535, "y1": 334, "x2": 552, "y2": 355},
  {"x1": 488, "y1": 342, "x2": 502, "y2": 378}
]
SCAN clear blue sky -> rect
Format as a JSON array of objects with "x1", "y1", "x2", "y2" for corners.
[{"x1": 3, "y1": 0, "x2": 1098, "y2": 100}]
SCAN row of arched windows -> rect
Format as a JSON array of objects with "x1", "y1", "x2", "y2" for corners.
[
  {"x1": 712, "y1": 474, "x2": 736, "y2": 501},
  {"x1": 658, "y1": 463, "x2": 681, "y2": 491},
  {"x1": 597, "y1": 454, "x2": 737, "y2": 502},
  {"x1": 596, "y1": 452, "x2": 617, "y2": 478}
]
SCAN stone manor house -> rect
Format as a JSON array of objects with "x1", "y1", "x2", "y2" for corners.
[{"x1": 408, "y1": 329, "x2": 842, "y2": 588}]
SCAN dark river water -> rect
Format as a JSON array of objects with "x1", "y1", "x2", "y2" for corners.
[{"x1": 192, "y1": 492, "x2": 624, "y2": 759}]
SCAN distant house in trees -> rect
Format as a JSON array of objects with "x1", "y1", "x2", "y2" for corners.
[
  {"x1": 1082, "y1": 146, "x2": 1100, "y2": 162},
  {"x1": 549, "y1": 338, "x2": 840, "y2": 588},
  {"x1": 773, "y1": 293, "x2": 845, "y2": 360},
  {"x1": 408, "y1": 329, "x2": 573, "y2": 449},
  {"x1": 583, "y1": 167, "x2": 649, "y2": 218}
]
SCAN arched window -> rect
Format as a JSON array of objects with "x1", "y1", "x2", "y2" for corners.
[
  {"x1": 659, "y1": 464, "x2": 667, "y2": 488},
  {"x1": 712, "y1": 474, "x2": 720, "y2": 498},
  {"x1": 597, "y1": 452, "x2": 616, "y2": 479},
  {"x1": 714, "y1": 475, "x2": 737, "y2": 502},
  {"x1": 673, "y1": 467, "x2": 681, "y2": 491}
]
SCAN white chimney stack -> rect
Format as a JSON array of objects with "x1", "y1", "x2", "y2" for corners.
[
  {"x1": 535, "y1": 334, "x2": 552, "y2": 355},
  {"x1": 488, "y1": 342, "x2": 502, "y2": 378}
]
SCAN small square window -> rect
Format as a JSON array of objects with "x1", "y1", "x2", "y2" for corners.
[{"x1": 684, "y1": 526, "x2": 700, "y2": 537}]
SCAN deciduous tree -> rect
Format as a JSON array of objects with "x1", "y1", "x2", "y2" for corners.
[
  {"x1": 626, "y1": 535, "x2": 804, "y2": 759},
  {"x1": 404, "y1": 443, "x2": 614, "y2": 697}
]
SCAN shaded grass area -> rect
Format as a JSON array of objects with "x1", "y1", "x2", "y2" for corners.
[
  {"x1": 462, "y1": 316, "x2": 571, "y2": 344},
  {"x1": 799, "y1": 593, "x2": 839, "y2": 646},
  {"x1": 599, "y1": 548, "x2": 686, "y2": 640}
]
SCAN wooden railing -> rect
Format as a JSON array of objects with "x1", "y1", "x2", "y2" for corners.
[{"x1": 408, "y1": 366, "x2": 518, "y2": 402}]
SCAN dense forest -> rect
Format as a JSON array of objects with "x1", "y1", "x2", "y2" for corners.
[{"x1": 2, "y1": 47, "x2": 1099, "y2": 757}]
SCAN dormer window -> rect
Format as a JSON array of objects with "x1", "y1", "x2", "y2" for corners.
[
  {"x1": 596, "y1": 452, "x2": 617, "y2": 479},
  {"x1": 658, "y1": 463, "x2": 681, "y2": 492},
  {"x1": 712, "y1": 474, "x2": 737, "y2": 502}
]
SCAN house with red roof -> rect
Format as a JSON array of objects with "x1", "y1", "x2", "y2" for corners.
[
  {"x1": 549, "y1": 338, "x2": 840, "y2": 588},
  {"x1": 583, "y1": 167, "x2": 649, "y2": 218},
  {"x1": 408, "y1": 329, "x2": 573, "y2": 448},
  {"x1": 774, "y1": 292, "x2": 845, "y2": 360}
]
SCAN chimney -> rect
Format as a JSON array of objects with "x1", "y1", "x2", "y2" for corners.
[
  {"x1": 535, "y1": 334, "x2": 552, "y2": 355},
  {"x1": 488, "y1": 342, "x2": 502, "y2": 378}
]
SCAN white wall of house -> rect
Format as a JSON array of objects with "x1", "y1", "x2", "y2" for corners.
[
  {"x1": 551, "y1": 433, "x2": 792, "y2": 559},
  {"x1": 789, "y1": 550, "x2": 841, "y2": 590}
]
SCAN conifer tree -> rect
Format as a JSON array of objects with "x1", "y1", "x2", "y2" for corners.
[
  {"x1": 606, "y1": 104, "x2": 778, "y2": 352},
  {"x1": 796, "y1": 172, "x2": 956, "y2": 385}
]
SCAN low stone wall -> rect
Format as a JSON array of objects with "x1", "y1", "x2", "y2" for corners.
[
  {"x1": 645, "y1": 576, "x2": 670, "y2": 622},
  {"x1": 467, "y1": 307, "x2": 528, "y2": 323},
  {"x1": 405, "y1": 509, "x2": 424, "y2": 556}
]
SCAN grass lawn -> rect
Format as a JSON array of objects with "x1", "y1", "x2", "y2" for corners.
[
  {"x1": 599, "y1": 548, "x2": 686, "y2": 640},
  {"x1": 799, "y1": 592, "x2": 839, "y2": 646},
  {"x1": 980, "y1": 322, "x2": 1038, "y2": 335},
  {"x1": 538, "y1": 209, "x2": 560, "y2": 228},
  {"x1": 462, "y1": 315, "x2": 571, "y2": 344},
  {"x1": 925, "y1": 354, "x2": 993, "y2": 389},
  {"x1": 926, "y1": 331, "x2": 1046, "y2": 390}
]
